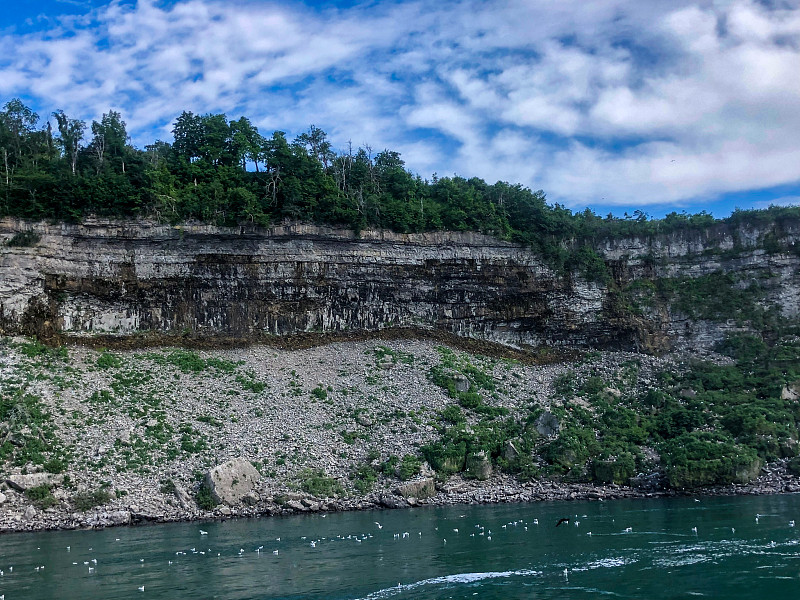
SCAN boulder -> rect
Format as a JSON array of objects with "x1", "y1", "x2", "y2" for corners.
[
  {"x1": 453, "y1": 374, "x2": 470, "y2": 393},
  {"x1": 6, "y1": 473, "x2": 63, "y2": 492},
  {"x1": 395, "y1": 478, "x2": 435, "y2": 499},
  {"x1": 534, "y1": 412, "x2": 560, "y2": 437},
  {"x1": 356, "y1": 413, "x2": 373, "y2": 427},
  {"x1": 173, "y1": 483, "x2": 195, "y2": 511},
  {"x1": 465, "y1": 451, "x2": 492, "y2": 481},
  {"x1": 24, "y1": 505, "x2": 36, "y2": 520},
  {"x1": 0, "y1": 491, "x2": 6, "y2": 505},
  {"x1": 503, "y1": 440, "x2": 521, "y2": 462},
  {"x1": 203, "y1": 458, "x2": 261, "y2": 506},
  {"x1": 781, "y1": 381, "x2": 800, "y2": 401}
]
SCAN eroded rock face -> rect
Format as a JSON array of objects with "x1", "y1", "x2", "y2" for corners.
[
  {"x1": 204, "y1": 458, "x2": 261, "y2": 506},
  {"x1": 1, "y1": 218, "x2": 798, "y2": 352}
]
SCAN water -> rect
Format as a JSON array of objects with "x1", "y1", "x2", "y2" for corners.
[{"x1": 1, "y1": 494, "x2": 800, "y2": 599}]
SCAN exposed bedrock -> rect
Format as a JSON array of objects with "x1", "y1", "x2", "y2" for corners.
[{"x1": 1, "y1": 218, "x2": 798, "y2": 352}]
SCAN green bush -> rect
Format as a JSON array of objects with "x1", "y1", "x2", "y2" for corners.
[
  {"x1": 398, "y1": 454, "x2": 422, "y2": 480},
  {"x1": 195, "y1": 482, "x2": 215, "y2": 510},
  {"x1": 26, "y1": 484, "x2": 56, "y2": 509},
  {"x1": 97, "y1": 352, "x2": 122, "y2": 369},
  {"x1": 298, "y1": 469, "x2": 344, "y2": 497},
  {"x1": 311, "y1": 386, "x2": 328, "y2": 401},
  {"x1": 6, "y1": 231, "x2": 41, "y2": 247},
  {"x1": 73, "y1": 487, "x2": 112, "y2": 511},
  {"x1": 591, "y1": 453, "x2": 635, "y2": 484},
  {"x1": 661, "y1": 431, "x2": 762, "y2": 488}
]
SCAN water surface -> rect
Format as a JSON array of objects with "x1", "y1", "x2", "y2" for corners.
[{"x1": 1, "y1": 494, "x2": 799, "y2": 599}]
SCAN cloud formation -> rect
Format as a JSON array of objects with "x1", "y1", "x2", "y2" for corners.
[{"x1": 1, "y1": 0, "x2": 799, "y2": 211}]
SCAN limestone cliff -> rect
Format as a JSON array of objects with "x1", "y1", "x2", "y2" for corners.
[{"x1": 1, "y1": 217, "x2": 798, "y2": 351}]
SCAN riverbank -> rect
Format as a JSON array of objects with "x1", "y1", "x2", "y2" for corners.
[
  {"x1": 3, "y1": 464, "x2": 800, "y2": 533},
  {"x1": 2, "y1": 335, "x2": 799, "y2": 534}
]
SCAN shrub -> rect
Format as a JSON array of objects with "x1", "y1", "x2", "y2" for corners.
[
  {"x1": 73, "y1": 487, "x2": 112, "y2": 511},
  {"x1": 196, "y1": 482, "x2": 215, "y2": 510},
  {"x1": 26, "y1": 484, "x2": 56, "y2": 509},
  {"x1": 97, "y1": 352, "x2": 122, "y2": 369},
  {"x1": 6, "y1": 231, "x2": 40, "y2": 247},
  {"x1": 311, "y1": 386, "x2": 328, "y2": 401},
  {"x1": 298, "y1": 469, "x2": 344, "y2": 497},
  {"x1": 398, "y1": 454, "x2": 422, "y2": 480}
]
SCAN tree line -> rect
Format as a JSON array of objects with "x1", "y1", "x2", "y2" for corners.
[{"x1": 1, "y1": 97, "x2": 797, "y2": 270}]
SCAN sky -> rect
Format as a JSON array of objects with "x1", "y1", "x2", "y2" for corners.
[{"x1": 1, "y1": 0, "x2": 800, "y2": 218}]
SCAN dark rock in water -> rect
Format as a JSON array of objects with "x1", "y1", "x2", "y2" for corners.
[{"x1": 535, "y1": 412, "x2": 560, "y2": 437}]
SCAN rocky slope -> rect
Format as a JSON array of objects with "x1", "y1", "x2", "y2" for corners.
[{"x1": 2, "y1": 337, "x2": 799, "y2": 533}]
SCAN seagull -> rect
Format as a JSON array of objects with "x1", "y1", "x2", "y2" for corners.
[
  {"x1": 692, "y1": 527, "x2": 698, "y2": 534},
  {"x1": 790, "y1": 521, "x2": 795, "y2": 527},
  {"x1": 273, "y1": 550, "x2": 279, "y2": 555},
  {"x1": 555, "y1": 518, "x2": 570, "y2": 527},
  {"x1": 310, "y1": 541, "x2": 316, "y2": 547},
  {"x1": 375, "y1": 522, "x2": 383, "y2": 529},
  {"x1": 138, "y1": 586, "x2": 145, "y2": 592},
  {"x1": 624, "y1": 527, "x2": 632, "y2": 533},
  {"x1": 199, "y1": 530, "x2": 208, "y2": 535}
]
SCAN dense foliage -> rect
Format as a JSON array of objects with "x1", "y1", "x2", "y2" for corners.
[
  {"x1": 420, "y1": 336, "x2": 800, "y2": 489},
  {"x1": 3, "y1": 97, "x2": 799, "y2": 275}
]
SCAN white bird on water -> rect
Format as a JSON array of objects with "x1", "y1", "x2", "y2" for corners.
[
  {"x1": 375, "y1": 522, "x2": 383, "y2": 529},
  {"x1": 138, "y1": 585, "x2": 145, "y2": 592},
  {"x1": 199, "y1": 530, "x2": 208, "y2": 535},
  {"x1": 790, "y1": 521, "x2": 795, "y2": 527},
  {"x1": 691, "y1": 527, "x2": 698, "y2": 534}
]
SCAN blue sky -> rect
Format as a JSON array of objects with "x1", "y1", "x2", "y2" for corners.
[{"x1": 2, "y1": 0, "x2": 800, "y2": 218}]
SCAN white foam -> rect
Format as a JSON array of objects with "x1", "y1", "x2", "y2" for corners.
[{"x1": 354, "y1": 569, "x2": 543, "y2": 599}]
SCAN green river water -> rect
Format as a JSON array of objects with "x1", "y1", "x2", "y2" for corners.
[{"x1": 1, "y1": 494, "x2": 799, "y2": 599}]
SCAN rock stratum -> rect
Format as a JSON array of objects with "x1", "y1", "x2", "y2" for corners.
[{"x1": 1, "y1": 217, "x2": 799, "y2": 352}]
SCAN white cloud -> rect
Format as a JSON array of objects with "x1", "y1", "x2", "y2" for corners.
[{"x1": 1, "y1": 0, "x2": 799, "y2": 211}]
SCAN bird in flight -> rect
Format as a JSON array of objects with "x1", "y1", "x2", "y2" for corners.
[{"x1": 555, "y1": 518, "x2": 570, "y2": 527}]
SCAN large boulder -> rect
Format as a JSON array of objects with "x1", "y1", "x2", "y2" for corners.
[
  {"x1": 465, "y1": 451, "x2": 492, "y2": 481},
  {"x1": 203, "y1": 458, "x2": 261, "y2": 506},
  {"x1": 395, "y1": 478, "x2": 435, "y2": 499},
  {"x1": 782, "y1": 381, "x2": 800, "y2": 401},
  {"x1": 6, "y1": 473, "x2": 63, "y2": 492},
  {"x1": 453, "y1": 374, "x2": 470, "y2": 393},
  {"x1": 534, "y1": 412, "x2": 560, "y2": 437}
]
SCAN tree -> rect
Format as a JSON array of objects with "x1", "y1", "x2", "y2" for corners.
[
  {"x1": 230, "y1": 116, "x2": 264, "y2": 171},
  {"x1": 296, "y1": 125, "x2": 333, "y2": 171},
  {"x1": 1, "y1": 99, "x2": 40, "y2": 186},
  {"x1": 90, "y1": 110, "x2": 128, "y2": 174},
  {"x1": 52, "y1": 110, "x2": 85, "y2": 175}
]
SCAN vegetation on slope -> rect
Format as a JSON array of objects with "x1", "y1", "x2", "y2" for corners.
[{"x1": 420, "y1": 336, "x2": 800, "y2": 489}]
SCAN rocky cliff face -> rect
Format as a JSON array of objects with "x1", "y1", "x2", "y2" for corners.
[{"x1": 1, "y1": 218, "x2": 798, "y2": 351}]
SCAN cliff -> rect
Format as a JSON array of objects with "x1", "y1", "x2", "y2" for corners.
[{"x1": 1, "y1": 217, "x2": 799, "y2": 352}]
